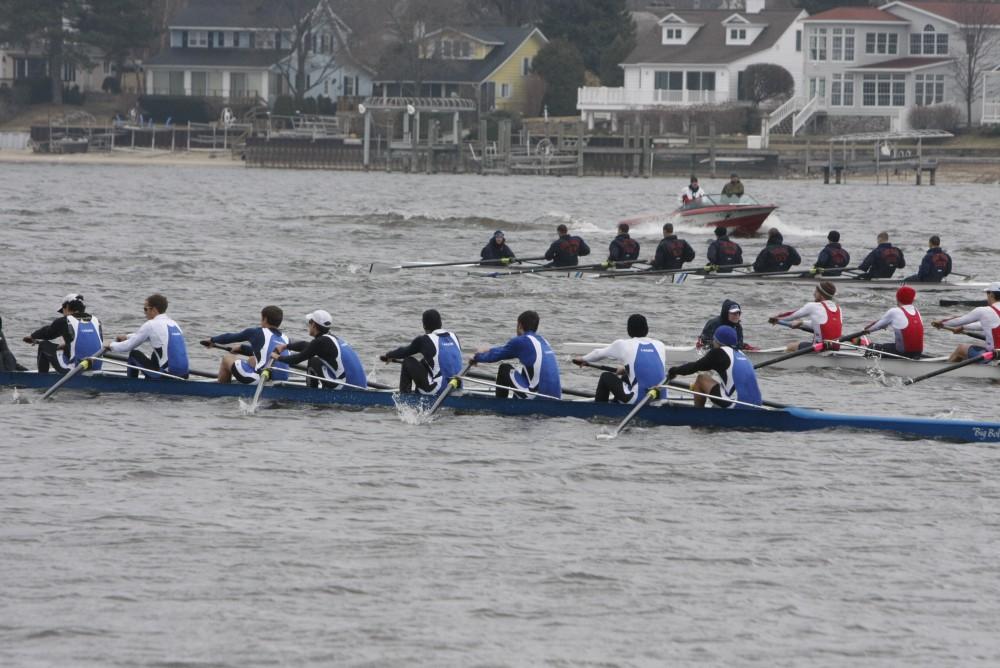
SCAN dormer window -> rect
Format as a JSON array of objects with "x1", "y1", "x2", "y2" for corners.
[
  {"x1": 663, "y1": 27, "x2": 684, "y2": 42},
  {"x1": 730, "y1": 28, "x2": 746, "y2": 40}
]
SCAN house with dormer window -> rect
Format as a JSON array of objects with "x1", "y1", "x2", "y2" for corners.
[
  {"x1": 144, "y1": 0, "x2": 372, "y2": 106},
  {"x1": 372, "y1": 26, "x2": 548, "y2": 114},
  {"x1": 775, "y1": 1, "x2": 1000, "y2": 134},
  {"x1": 577, "y1": 0, "x2": 806, "y2": 127}
]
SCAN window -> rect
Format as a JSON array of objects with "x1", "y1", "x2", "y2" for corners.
[
  {"x1": 344, "y1": 75, "x2": 354, "y2": 96},
  {"x1": 62, "y1": 62, "x2": 75, "y2": 82},
  {"x1": 459, "y1": 41, "x2": 471, "y2": 57},
  {"x1": 169, "y1": 71, "x2": 184, "y2": 95},
  {"x1": 862, "y1": 73, "x2": 905, "y2": 106},
  {"x1": 911, "y1": 24, "x2": 948, "y2": 55},
  {"x1": 865, "y1": 32, "x2": 898, "y2": 55},
  {"x1": 320, "y1": 34, "x2": 329, "y2": 54},
  {"x1": 500, "y1": 83, "x2": 511, "y2": 98},
  {"x1": 686, "y1": 71, "x2": 716, "y2": 90},
  {"x1": 809, "y1": 28, "x2": 827, "y2": 61},
  {"x1": 521, "y1": 57, "x2": 531, "y2": 76},
  {"x1": 831, "y1": 27, "x2": 854, "y2": 61},
  {"x1": 440, "y1": 40, "x2": 452, "y2": 57},
  {"x1": 189, "y1": 31, "x2": 207, "y2": 47},
  {"x1": 654, "y1": 71, "x2": 683, "y2": 90},
  {"x1": 663, "y1": 27, "x2": 683, "y2": 41},
  {"x1": 249, "y1": 32, "x2": 256, "y2": 49},
  {"x1": 191, "y1": 71, "x2": 207, "y2": 96},
  {"x1": 808, "y1": 77, "x2": 826, "y2": 99},
  {"x1": 796, "y1": 29, "x2": 802, "y2": 52},
  {"x1": 831, "y1": 73, "x2": 853, "y2": 106},
  {"x1": 915, "y1": 73, "x2": 945, "y2": 105},
  {"x1": 730, "y1": 28, "x2": 746, "y2": 40},
  {"x1": 233, "y1": 32, "x2": 241, "y2": 48}
]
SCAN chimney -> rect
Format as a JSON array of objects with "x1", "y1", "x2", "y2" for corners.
[{"x1": 745, "y1": 0, "x2": 764, "y2": 14}]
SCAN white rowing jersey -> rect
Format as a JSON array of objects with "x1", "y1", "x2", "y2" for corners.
[
  {"x1": 109, "y1": 313, "x2": 190, "y2": 374},
  {"x1": 944, "y1": 304, "x2": 1000, "y2": 350},
  {"x1": 582, "y1": 337, "x2": 667, "y2": 403}
]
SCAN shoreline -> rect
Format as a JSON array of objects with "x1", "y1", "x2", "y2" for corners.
[{"x1": 2, "y1": 147, "x2": 998, "y2": 182}]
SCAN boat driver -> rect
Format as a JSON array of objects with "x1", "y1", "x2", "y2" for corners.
[{"x1": 679, "y1": 175, "x2": 706, "y2": 206}]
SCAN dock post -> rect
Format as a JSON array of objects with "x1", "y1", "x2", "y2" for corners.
[
  {"x1": 709, "y1": 119, "x2": 716, "y2": 178},
  {"x1": 410, "y1": 112, "x2": 419, "y2": 173},
  {"x1": 827, "y1": 141, "x2": 833, "y2": 183},
  {"x1": 171, "y1": 128, "x2": 175, "y2": 152},
  {"x1": 363, "y1": 110, "x2": 371, "y2": 169},
  {"x1": 917, "y1": 137, "x2": 923, "y2": 185},
  {"x1": 804, "y1": 138, "x2": 810, "y2": 176},
  {"x1": 187, "y1": 122, "x2": 191, "y2": 151},
  {"x1": 427, "y1": 121, "x2": 437, "y2": 174},
  {"x1": 479, "y1": 119, "x2": 487, "y2": 174},
  {"x1": 642, "y1": 122, "x2": 650, "y2": 178},
  {"x1": 577, "y1": 120, "x2": 585, "y2": 177},
  {"x1": 386, "y1": 119, "x2": 394, "y2": 172},
  {"x1": 823, "y1": 166, "x2": 830, "y2": 184}
]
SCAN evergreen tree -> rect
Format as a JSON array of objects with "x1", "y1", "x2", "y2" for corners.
[
  {"x1": 531, "y1": 38, "x2": 585, "y2": 116},
  {"x1": 539, "y1": 0, "x2": 635, "y2": 83},
  {"x1": 77, "y1": 0, "x2": 159, "y2": 87},
  {"x1": 0, "y1": 0, "x2": 83, "y2": 104}
]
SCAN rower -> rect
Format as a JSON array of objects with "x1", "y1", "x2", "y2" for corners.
[
  {"x1": 651, "y1": 223, "x2": 695, "y2": 270},
  {"x1": 862, "y1": 286, "x2": 924, "y2": 359},
  {"x1": 544, "y1": 224, "x2": 591, "y2": 267},
  {"x1": 857, "y1": 231, "x2": 905, "y2": 279},
  {"x1": 752, "y1": 228, "x2": 801, "y2": 273},
  {"x1": 472, "y1": 310, "x2": 561, "y2": 399},
  {"x1": 23, "y1": 293, "x2": 104, "y2": 374},
  {"x1": 769, "y1": 281, "x2": 842, "y2": 352},
  {"x1": 200, "y1": 305, "x2": 290, "y2": 384},
  {"x1": 904, "y1": 235, "x2": 952, "y2": 283},
  {"x1": 667, "y1": 325, "x2": 762, "y2": 408},
  {"x1": 381, "y1": 308, "x2": 462, "y2": 395},
  {"x1": 273, "y1": 309, "x2": 366, "y2": 390},
  {"x1": 678, "y1": 175, "x2": 706, "y2": 206},
  {"x1": 607, "y1": 222, "x2": 640, "y2": 269},
  {"x1": 108, "y1": 293, "x2": 190, "y2": 379},
  {"x1": 697, "y1": 299, "x2": 754, "y2": 350},
  {"x1": 812, "y1": 230, "x2": 851, "y2": 276},
  {"x1": 721, "y1": 172, "x2": 744, "y2": 198},
  {"x1": 706, "y1": 226, "x2": 743, "y2": 272},
  {"x1": 481, "y1": 230, "x2": 516, "y2": 265},
  {"x1": 931, "y1": 282, "x2": 1000, "y2": 363},
  {"x1": 572, "y1": 313, "x2": 667, "y2": 404},
  {"x1": 0, "y1": 313, "x2": 26, "y2": 371}
]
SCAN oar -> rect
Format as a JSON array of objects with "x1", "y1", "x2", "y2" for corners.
[
  {"x1": 282, "y1": 366, "x2": 390, "y2": 392},
  {"x1": 40, "y1": 345, "x2": 110, "y2": 400},
  {"x1": 830, "y1": 339, "x2": 921, "y2": 361},
  {"x1": 98, "y1": 356, "x2": 195, "y2": 381},
  {"x1": 665, "y1": 382, "x2": 774, "y2": 410},
  {"x1": 594, "y1": 262, "x2": 752, "y2": 279},
  {"x1": 942, "y1": 325, "x2": 986, "y2": 341},
  {"x1": 465, "y1": 368, "x2": 593, "y2": 398},
  {"x1": 427, "y1": 361, "x2": 473, "y2": 416},
  {"x1": 458, "y1": 374, "x2": 565, "y2": 401},
  {"x1": 249, "y1": 356, "x2": 275, "y2": 412},
  {"x1": 939, "y1": 299, "x2": 987, "y2": 308},
  {"x1": 903, "y1": 350, "x2": 994, "y2": 386},
  {"x1": 701, "y1": 268, "x2": 809, "y2": 280},
  {"x1": 370, "y1": 256, "x2": 546, "y2": 273},
  {"x1": 753, "y1": 329, "x2": 867, "y2": 370},
  {"x1": 104, "y1": 352, "x2": 217, "y2": 379},
  {"x1": 480, "y1": 260, "x2": 614, "y2": 278},
  {"x1": 600, "y1": 387, "x2": 661, "y2": 439}
]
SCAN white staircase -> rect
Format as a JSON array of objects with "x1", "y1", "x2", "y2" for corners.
[
  {"x1": 792, "y1": 96, "x2": 825, "y2": 136},
  {"x1": 759, "y1": 95, "x2": 825, "y2": 145}
]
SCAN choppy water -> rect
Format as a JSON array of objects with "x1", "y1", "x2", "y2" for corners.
[{"x1": 1, "y1": 163, "x2": 999, "y2": 666}]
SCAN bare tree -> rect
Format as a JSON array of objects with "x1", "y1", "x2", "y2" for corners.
[
  {"x1": 262, "y1": 0, "x2": 346, "y2": 104},
  {"x1": 951, "y1": 1, "x2": 1000, "y2": 126}
]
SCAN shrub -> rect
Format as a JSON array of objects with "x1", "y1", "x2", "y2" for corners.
[
  {"x1": 272, "y1": 94, "x2": 295, "y2": 116},
  {"x1": 908, "y1": 104, "x2": 962, "y2": 132},
  {"x1": 137, "y1": 95, "x2": 216, "y2": 123},
  {"x1": 13, "y1": 77, "x2": 52, "y2": 104},
  {"x1": 63, "y1": 85, "x2": 84, "y2": 106},
  {"x1": 102, "y1": 76, "x2": 121, "y2": 94},
  {"x1": 300, "y1": 96, "x2": 318, "y2": 114}
]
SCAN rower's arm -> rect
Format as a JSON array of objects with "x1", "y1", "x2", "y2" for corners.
[
  {"x1": 385, "y1": 335, "x2": 424, "y2": 360},
  {"x1": 866, "y1": 310, "x2": 895, "y2": 333},
  {"x1": 474, "y1": 337, "x2": 521, "y2": 364},
  {"x1": 942, "y1": 311, "x2": 982, "y2": 328},
  {"x1": 29, "y1": 317, "x2": 68, "y2": 342},
  {"x1": 581, "y1": 340, "x2": 627, "y2": 364},
  {"x1": 109, "y1": 321, "x2": 153, "y2": 353},
  {"x1": 670, "y1": 348, "x2": 726, "y2": 377}
]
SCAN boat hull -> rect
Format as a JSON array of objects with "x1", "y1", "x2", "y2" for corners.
[
  {"x1": 671, "y1": 204, "x2": 777, "y2": 236},
  {"x1": 2, "y1": 371, "x2": 998, "y2": 443}
]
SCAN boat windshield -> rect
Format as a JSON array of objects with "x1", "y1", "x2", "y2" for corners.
[{"x1": 681, "y1": 194, "x2": 761, "y2": 209}]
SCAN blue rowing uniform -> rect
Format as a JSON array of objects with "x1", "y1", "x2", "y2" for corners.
[
  {"x1": 474, "y1": 331, "x2": 562, "y2": 399},
  {"x1": 721, "y1": 346, "x2": 761, "y2": 408},
  {"x1": 213, "y1": 326, "x2": 290, "y2": 382},
  {"x1": 323, "y1": 334, "x2": 366, "y2": 388},
  {"x1": 428, "y1": 330, "x2": 462, "y2": 394},
  {"x1": 66, "y1": 315, "x2": 103, "y2": 371},
  {"x1": 163, "y1": 322, "x2": 190, "y2": 376}
]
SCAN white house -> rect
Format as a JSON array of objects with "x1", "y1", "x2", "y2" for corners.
[
  {"x1": 577, "y1": 1, "x2": 806, "y2": 128},
  {"x1": 773, "y1": 0, "x2": 1000, "y2": 135},
  {"x1": 144, "y1": 0, "x2": 373, "y2": 106}
]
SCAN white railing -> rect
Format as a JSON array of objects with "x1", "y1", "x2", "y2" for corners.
[
  {"x1": 792, "y1": 95, "x2": 825, "y2": 136},
  {"x1": 577, "y1": 86, "x2": 719, "y2": 109},
  {"x1": 768, "y1": 96, "x2": 803, "y2": 125},
  {"x1": 983, "y1": 100, "x2": 1000, "y2": 124}
]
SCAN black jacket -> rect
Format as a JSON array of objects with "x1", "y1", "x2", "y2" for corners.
[
  {"x1": 698, "y1": 299, "x2": 746, "y2": 348},
  {"x1": 752, "y1": 232, "x2": 801, "y2": 273},
  {"x1": 653, "y1": 235, "x2": 695, "y2": 270},
  {"x1": 545, "y1": 234, "x2": 591, "y2": 267},
  {"x1": 859, "y1": 242, "x2": 905, "y2": 278}
]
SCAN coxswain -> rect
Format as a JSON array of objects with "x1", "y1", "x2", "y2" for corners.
[
  {"x1": 862, "y1": 286, "x2": 924, "y2": 359},
  {"x1": 572, "y1": 314, "x2": 667, "y2": 404},
  {"x1": 752, "y1": 228, "x2": 801, "y2": 273},
  {"x1": 200, "y1": 305, "x2": 289, "y2": 384},
  {"x1": 858, "y1": 231, "x2": 905, "y2": 279},
  {"x1": 769, "y1": 281, "x2": 843, "y2": 352},
  {"x1": 108, "y1": 293, "x2": 190, "y2": 379},
  {"x1": 607, "y1": 222, "x2": 640, "y2": 269},
  {"x1": 721, "y1": 172, "x2": 744, "y2": 198},
  {"x1": 544, "y1": 224, "x2": 591, "y2": 267},
  {"x1": 904, "y1": 235, "x2": 952, "y2": 283},
  {"x1": 706, "y1": 226, "x2": 743, "y2": 272},
  {"x1": 931, "y1": 282, "x2": 1000, "y2": 362},
  {"x1": 697, "y1": 299, "x2": 754, "y2": 350},
  {"x1": 679, "y1": 175, "x2": 706, "y2": 206},
  {"x1": 667, "y1": 325, "x2": 762, "y2": 408},
  {"x1": 273, "y1": 309, "x2": 366, "y2": 389},
  {"x1": 23, "y1": 293, "x2": 104, "y2": 374},
  {"x1": 651, "y1": 222, "x2": 695, "y2": 270},
  {"x1": 812, "y1": 230, "x2": 851, "y2": 276},
  {"x1": 480, "y1": 230, "x2": 516, "y2": 265},
  {"x1": 472, "y1": 310, "x2": 561, "y2": 399},
  {"x1": 381, "y1": 308, "x2": 463, "y2": 394},
  {"x1": 0, "y1": 313, "x2": 26, "y2": 371}
]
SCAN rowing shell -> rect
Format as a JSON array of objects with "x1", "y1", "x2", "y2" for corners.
[
  {"x1": 562, "y1": 343, "x2": 1000, "y2": 381},
  {"x1": 2, "y1": 370, "x2": 998, "y2": 443}
]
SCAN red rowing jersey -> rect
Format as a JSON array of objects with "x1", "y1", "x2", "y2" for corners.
[
  {"x1": 819, "y1": 301, "x2": 842, "y2": 349},
  {"x1": 898, "y1": 306, "x2": 924, "y2": 353},
  {"x1": 991, "y1": 304, "x2": 1000, "y2": 351}
]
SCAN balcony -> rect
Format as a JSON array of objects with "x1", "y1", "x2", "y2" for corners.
[
  {"x1": 149, "y1": 88, "x2": 261, "y2": 102},
  {"x1": 578, "y1": 86, "x2": 719, "y2": 111}
]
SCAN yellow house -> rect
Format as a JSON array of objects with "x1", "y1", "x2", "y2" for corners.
[{"x1": 374, "y1": 26, "x2": 548, "y2": 115}]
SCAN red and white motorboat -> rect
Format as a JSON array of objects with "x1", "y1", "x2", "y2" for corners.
[{"x1": 671, "y1": 194, "x2": 777, "y2": 236}]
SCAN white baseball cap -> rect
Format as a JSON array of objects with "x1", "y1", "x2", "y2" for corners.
[
  {"x1": 305, "y1": 309, "x2": 333, "y2": 328},
  {"x1": 58, "y1": 293, "x2": 84, "y2": 313},
  {"x1": 985, "y1": 282, "x2": 1000, "y2": 293}
]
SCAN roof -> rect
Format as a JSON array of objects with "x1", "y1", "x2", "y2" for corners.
[
  {"x1": 169, "y1": 0, "x2": 296, "y2": 29},
  {"x1": 886, "y1": 1, "x2": 1000, "y2": 25},
  {"x1": 805, "y1": 7, "x2": 907, "y2": 22},
  {"x1": 849, "y1": 56, "x2": 953, "y2": 70},
  {"x1": 375, "y1": 26, "x2": 542, "y2": 84},
  {"x1": 145, "y1": 48, "x2": 290, "y2": 68},
  {"x1": 624, "y1": 9, "x2": 803, "y2": 65}
]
